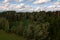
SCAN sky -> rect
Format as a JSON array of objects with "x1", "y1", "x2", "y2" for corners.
[{"x1": 0, "y1": 0, "x2": 60, "y2": 12}]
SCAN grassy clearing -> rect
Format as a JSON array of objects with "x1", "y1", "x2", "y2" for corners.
[{"x1": 0, "y1": 30, "x2": 27, "y2": 40}]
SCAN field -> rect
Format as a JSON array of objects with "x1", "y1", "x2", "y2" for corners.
[{"x1": 0, "y1": 30, "x2": 26, "y2": 40}]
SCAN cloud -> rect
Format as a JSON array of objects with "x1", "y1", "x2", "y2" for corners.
[
  {"x1": 46, "y1": 2, "x2": 60, "y2": 11},
  {"x1": 3, "y1": 0, "x2": 10, "y2": 3},
  {"x1": 16, "y1": 3, "x2": 25, "y2": 9},
  {"x1": 33, "y1": 6, "x2": 46, "y2": 12},
  {"x1": 26, "y1": 0, "x2": 33, "y2": 2},
  {"x1": 2, "y1": 0, "x2": 23, "y2": 4},
  {"x1": 15, "y1": 4, "x2": 34, "y2": 12},
  {"x1": 33, "y1": 1, "x2": 60, "y2": 12},
  {"x1": 57, "y1": 0, "x2": 60, "y2": 1},
  {"x1": 0, "y1": 3, "x2": 34, "y2": 12},
  {"x1": 0, "y1": 3, "x2": 17, "y2": 11},
  {"x1": 54, "y1": 2, "x2": 60, "y2": 5},
  {"x1": 15, "y1": 0, "x2": 23, "y2": 2},
  {"x1": 33, "y1": 0, "x2": 51, "y2": 4},
  {"x1": 0, "y1": 0, "x2": 60, "y2": 12}
]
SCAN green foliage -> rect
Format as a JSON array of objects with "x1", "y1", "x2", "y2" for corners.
[
  {"x1": 0, "y1": 18, "x2": 9, "y2": 32},
  {"x1": 0, "y1": 11, "x2": 60, "y2": 40}
]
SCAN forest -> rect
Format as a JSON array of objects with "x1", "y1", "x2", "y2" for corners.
[{"x1": 0, "y1": 11, "x2": 60, "y2": 40}]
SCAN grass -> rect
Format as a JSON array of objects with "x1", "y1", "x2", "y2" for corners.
[{"x1": 0, "y1": 30, "x2": 27, "y2": 40}]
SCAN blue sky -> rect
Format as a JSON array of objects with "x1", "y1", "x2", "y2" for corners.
[{"x1": 0, "y1": 0, "x2": 60, "y2": 12}]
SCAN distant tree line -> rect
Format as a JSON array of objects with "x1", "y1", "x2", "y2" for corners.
[{"x1": 0, "y1": 11, "x2": 60, "y2": 40}]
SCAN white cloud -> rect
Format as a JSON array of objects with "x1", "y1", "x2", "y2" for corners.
[
  {"x1": 15, "y1": 4, "x2": 34, "y2": 12},
  {"x1": 46, "y1": 2, "x2": 60, "y2": 11},
  {"x1": 26, "y1": 0, "x2": 33, "y2": 2},
  {"x1": 57, "y1": 0, "x2": 60, "y2": 1},
  {"x1": 33, "y1": 0, "x2": 51, "y2": 4},
  {"x1": 3, "y1": 0, "x2": 11, "y2": 3},
  {"x1": 16, "y1": 3, "x2": 24, "y2": 9},
  {"x1": 2, "y1": 0, "x2": 23, "y2": 4},
  {"x1": 0, "y1": 3, "x2": 34, "y2": 12},
  {"x1": 0, "y1": 0, "x2": 60, "y2": 12},
  {"x1": 33, "y1": 7, "x2": 46, "y2": 12},
  {"x1": 0, "y1": 3, "x2": 17, "y2": 11},
  {"x1": 15, "y1": 0, "x2": 23, "y2": 2},
  {"x1": 54, "y1": 2, "x2": 60, "y2": 5}
]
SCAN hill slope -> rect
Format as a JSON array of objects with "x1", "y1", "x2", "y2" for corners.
[{"x1": 0, "y1": 30, "x2": 27, "y2": 40}]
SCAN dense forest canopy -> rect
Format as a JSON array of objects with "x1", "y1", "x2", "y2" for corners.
[{"x1": 0, "y1": 11, "x2": 60, "y2": 40}]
